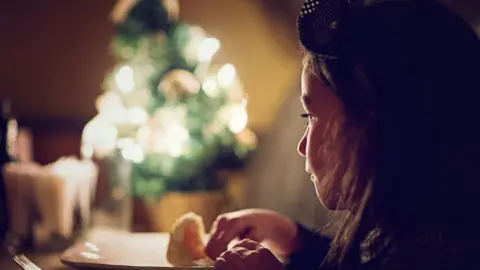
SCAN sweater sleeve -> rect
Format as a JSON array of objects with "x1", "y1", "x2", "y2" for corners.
[
  {"x1": 375, "y1": 236, "x2": 474, "y2": 270},
  {"x1": 359, "y1": 230, "x2": 474, "y2": 270},
  {"x1": 285, "y1": 223, "x2": 332, "y2": 270}
]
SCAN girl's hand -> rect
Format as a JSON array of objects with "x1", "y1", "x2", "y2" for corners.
[
  {"x1": 215, "y1": 239, "x2": 285, "y2": 270},
  {"x1": 206, "y1": 209, "x2": 299, "y2": 260}
]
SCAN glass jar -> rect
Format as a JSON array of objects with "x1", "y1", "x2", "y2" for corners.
[{"x1": 93, "y1": 150, "x2": 132, "y2": 232}]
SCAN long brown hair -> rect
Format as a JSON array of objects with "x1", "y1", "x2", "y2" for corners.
[
  {"x1": 303, "y1": 52, "x2": 375, "y2": 268},
  {"x1": 303, "y1": 0, "x2": 480, "y2": 268}
]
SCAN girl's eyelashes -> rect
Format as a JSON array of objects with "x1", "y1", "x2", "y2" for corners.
[{"x1": 300, "y1": 113, "x2": 312, "y2": 127}]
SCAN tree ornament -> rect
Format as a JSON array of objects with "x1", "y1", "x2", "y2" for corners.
[
  {"x1": 111, "y1": 0, "x2": 178, "y2": 24},
  {"x1": 158, "y1": 69, "x2": 200, "y2": 100},
  {"x1": 111, "y1": 0, "x2": 137, "y2": 24},
  {"x1": 162, "y1": 0, "x2": 179, "y2": 21}
]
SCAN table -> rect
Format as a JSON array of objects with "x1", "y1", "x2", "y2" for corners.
[
  {"x1": 0, "y1": 252, "x2": 68, "y2": 270},
  {"x1": 0, "y1": 228, "x2": 283, "y2": 270},
  {"x1": 0, "y1": 228, "x2": 166, "y2": 270}
]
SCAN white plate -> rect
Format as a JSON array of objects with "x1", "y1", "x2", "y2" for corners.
[{"x1": 60, "y1": 230, "x2": 213, "y2": 269}]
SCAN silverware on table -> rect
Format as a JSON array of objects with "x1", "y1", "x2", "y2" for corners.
[
  {"x1": 4, "y1": 233, "x2": 41, "y2": 270},
  {"x1": 12, "y1": 254, "x2": 42, "y2": 270}
]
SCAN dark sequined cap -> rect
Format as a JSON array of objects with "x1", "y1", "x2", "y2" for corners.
[{"x1": 297, "y1": 0, "x2": 368, "y2": 58}]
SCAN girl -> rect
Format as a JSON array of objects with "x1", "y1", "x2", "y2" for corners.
[{"x1": 206, "y1": 0, "x2": 480, "y2": 269}]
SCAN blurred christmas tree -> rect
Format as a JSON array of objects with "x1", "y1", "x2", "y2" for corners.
[{"x1": 81, "y1": 0, "x2": 257, "y2": 201}]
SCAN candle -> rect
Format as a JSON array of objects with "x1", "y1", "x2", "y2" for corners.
[
  {"x1": 7, "y1": 127, "x2": 33, "y2": 163},
  {"x1": 33, "y1": 157, "x2": 98, "y2": 246},
  {"x1": 1, "y1": 156, "x2": 99, "y2": 247},
  {"x1": 36, "y1": 165, "x2": 76, "y2": 241},
  {"x1": 3, "y1": 162, "x2": 41, "y2": 238}
]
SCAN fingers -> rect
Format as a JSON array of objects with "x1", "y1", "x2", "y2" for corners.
[
  {"x1": 214, "y1": 257, "x2": 230, "y2": 270},
  {"x1": 232, "y1": 239, "x2": 259, "y2": 251},
  {"x1": 233, "y1": 240, "x2": 279, "y2": 266},
  {"x1": 206, "y1": 215, "x2": 248, "y2": 259},
  {"x1": 238, "y1": 227, "x2": 261, "y2": 242},
  {"x1": 206, "y1": 216, "x2": 230, "y2": 259},
  {"x1": 215, "y1": 240, "x2": 283, "y2": 270},
  {"x1": 220, "y1": 223, "x2": 248, "y2": 247},
  {"x1": 214, "y1": 248, "x2": 248, "y2": 270},
  {"x1": 215, "y1": 241, "x2": 257, "y2": 270}
]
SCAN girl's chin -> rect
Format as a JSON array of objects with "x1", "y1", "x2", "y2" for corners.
[
  {"x1": 316, "y1": 191, "x2": 340, "y2": 210},
  {"x1": 312, "y1": 175, "x2": 345, "y2": 211}
]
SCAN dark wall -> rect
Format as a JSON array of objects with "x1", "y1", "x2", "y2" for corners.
[
  {"x1": 0, "y1": 0, "x2": 115, "y2": 164},
  {"x1": 0, "y1": 0, "x2": 116, "y2": 120}
]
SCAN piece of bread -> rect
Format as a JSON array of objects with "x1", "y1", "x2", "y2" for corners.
[{"x1": 166, "y1": 212, "x2": 214, "y2": 267}]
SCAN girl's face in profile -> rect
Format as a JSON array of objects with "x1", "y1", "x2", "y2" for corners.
[{"x1": 297, "y1": 63, "x2": 350, "y2": 210}]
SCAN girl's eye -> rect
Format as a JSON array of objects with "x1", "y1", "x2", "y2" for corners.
[{"x1": 300, "y1": 113, "x2": 312, "y2": 126}]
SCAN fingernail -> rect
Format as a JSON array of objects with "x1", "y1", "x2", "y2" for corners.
[
  {"x1": 215, "y1": 258, "x2": 226, "y2": 267},
  {"x1": 216, "y1": 230, "x2": 225, "y2": 240}
]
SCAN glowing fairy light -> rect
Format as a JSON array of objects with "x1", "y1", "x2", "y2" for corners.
[
  {"x1": 217, "y1": 64, "x2": 236, "y2": 87},
  {"x1": 197, "y1": 38, "x2": 220, "y2": 62},
  {"x1": 202, "y1": 78, "x2": 219, "y2": 98},
  {"x1": 115, "y1": 65, "x2": 135, "y2": 93}
]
